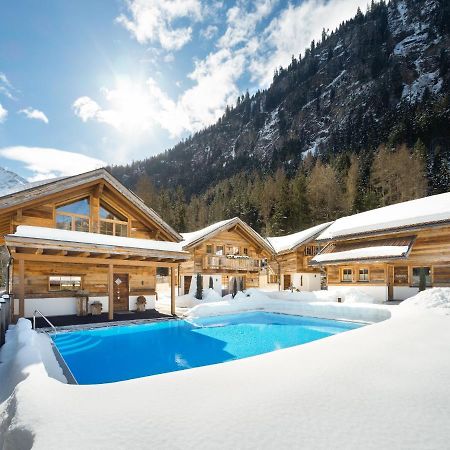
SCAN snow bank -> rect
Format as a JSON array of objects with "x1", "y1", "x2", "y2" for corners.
[
  {"x1": 2, "y1": 294, "x2": 450, "y2": 449},
  {"x1": 266, "y1": 288, "x2": 381, "y2": 304},
  {"x1": 400, "y1": 288, "x2": 450, "y2": 314},
  {"x1": 159, "y1": 288, "x2": 225, "y2": 308},
  {"x1": 186, "y1": 289, "x2": 390, "y2": 324}
]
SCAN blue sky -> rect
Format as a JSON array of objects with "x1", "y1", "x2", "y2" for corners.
[{"x1": 0, "y1": 0, "x2": 365, "y2": 181}]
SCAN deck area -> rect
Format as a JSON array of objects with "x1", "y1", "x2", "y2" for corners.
[{"x1": 33, "y1": 309, "x2": 173, "y2": 329}]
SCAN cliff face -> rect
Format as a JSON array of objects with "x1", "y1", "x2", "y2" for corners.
[{"x1": 111, "y1": 0, "x2": 450, "y2": 197}]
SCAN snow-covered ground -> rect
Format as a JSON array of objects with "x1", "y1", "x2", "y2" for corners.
[{"x1": 1, "y1": 289, "x2": 450, "y2": 449}]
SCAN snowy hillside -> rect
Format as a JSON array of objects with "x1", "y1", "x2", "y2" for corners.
[
  {"x1": 0, "y1": 166, "x2": 27, "y2": 195},
  {"x1": 111, "y1": 0, "x2": 450, "y2": 198}
]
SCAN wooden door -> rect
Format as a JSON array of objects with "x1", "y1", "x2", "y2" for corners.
[
  {"x1": 283, "y1": 274, "x2": 291, "y2": 290},
  {"x1": 184, "y1": 276, "x2": 192, "y2": 295},
  {"x1": 387, "y1": 266, "x2": 394, "y2": 301},
  {"x1": 113, "y1": 273, "x2": 129, "y2": 311}
]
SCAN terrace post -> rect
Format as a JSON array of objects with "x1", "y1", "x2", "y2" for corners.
[
  {"x1": 18, "y1": 258, "x2": 25, "y2": 318},
  {"x1": 170, "y1": 266, "x2": 176, "y2": 316},
  {"x1": 108, "y1": 263, "x2": 114, "y2": 320}
]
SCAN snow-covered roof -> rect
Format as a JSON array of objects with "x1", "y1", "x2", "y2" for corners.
[
  {"x1": 317, "y1": 192, "x2": 450, "y2": 240},
  {"x1": 311, "y1": 245, "x2": 410, "y2": 264},
  {"x1": 181, "y1": 217, "x2": 273, "y2": 254},
  {"x1": 267, "y1": 222, "x2": 332, "y2": 254},
  {"x1": 7, "y1": 226, "x2": 188, "y2": 255},
  {"x1": 181, "y1": 219, "x2": 235, "y2": 247}
]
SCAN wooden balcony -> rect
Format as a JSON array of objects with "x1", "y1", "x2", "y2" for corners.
[{"x1": 203, "y1": 255, "x2": 260, "y2": 272}]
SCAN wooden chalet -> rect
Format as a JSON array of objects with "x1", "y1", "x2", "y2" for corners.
[
  {"x1": 267, "y1": 222, "x2": 332, "y2": 291},
  {"x1": 310, "y1": 192, "x2": 450, "y2": 302},
  {"x1": 0, "y1": 168, "x2": 189, "y2": 319},
  {"x1": 178, "y1": 218, "x2": 274, "y2": 295}
]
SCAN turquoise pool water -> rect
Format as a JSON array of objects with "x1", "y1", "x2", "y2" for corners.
[{"x1": 51, "y1": 312, "x2": 364, "y2": 384}]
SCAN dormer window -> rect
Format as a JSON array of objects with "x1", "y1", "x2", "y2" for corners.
[
  {"x1": 99, "y1": 202, "x2": 128, "y2": 237},
  {"x1": 56, "y1": 198, "x2": 90, "y2": 232}
]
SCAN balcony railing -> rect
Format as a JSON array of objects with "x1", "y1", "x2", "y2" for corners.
[{"x1": 203, "y1": 255, "x2": 260, "y2": 272}]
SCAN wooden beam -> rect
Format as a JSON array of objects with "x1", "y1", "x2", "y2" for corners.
[
  {"x1": 170, "y1": 266, "x2": 176, "y2": 316},
  {"x1": 11, "y1": 252, "x2": 180, "y2": 267},
  {"x1": 108, "y1": 263, "x2": 114, "y2": 320},
  {"x1": 18, "y1": 259, "x2": 25, "y2": 318}
]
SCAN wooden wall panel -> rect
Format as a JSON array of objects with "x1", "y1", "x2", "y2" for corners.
[{"x1": 12, "y1": 260, "x2": 156, "y2": 298}]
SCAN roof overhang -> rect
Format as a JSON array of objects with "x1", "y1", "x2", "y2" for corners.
[
  {"x1": 310, "y1": 236, "x2": 415, "y2": 266},
  {"x1": 5, "y1": 227, "x2": 189, "y2": 267}
]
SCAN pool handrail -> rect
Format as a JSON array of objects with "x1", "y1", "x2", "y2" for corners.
[{"x1": 33, "y1": 309, "x2": 56, "y2": 332}]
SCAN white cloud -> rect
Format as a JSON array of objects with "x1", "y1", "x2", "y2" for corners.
[
  {"x1": 218, "y1": 0, "x2": 276, "y2": 49},
  {"x1": 250, "y1": 0, "x2": 368, "y2": 87},
  {"x1": 0, "y1": 103, "x2": 7, "y2": 123},
  {"x1": 72, "y1": 45, "x2": 247, "y2": 138},
  {"x1": 19, "y1": 107, "x2": 49, "y2": 124},
  {"x1": 200, "y1": 25, "x2": 219, "y2": 40},
  {"x1": 0, "y1": 72, "x2": 17, "y2": 100},
  {"x1": 117, "y1": 0, "x2": 202, "y2": 51},
  {"x1": 0, "y1": 146, "x2": 106, "y2": 181}
]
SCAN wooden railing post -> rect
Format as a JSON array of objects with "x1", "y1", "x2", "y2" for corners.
[{"x1": 108, "y1": 263, "x2": 114, "y2": 320}]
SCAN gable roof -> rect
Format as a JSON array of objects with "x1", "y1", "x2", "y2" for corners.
[
  {"x1": 181, "y1": 217, "x2": 274, "y2": 254},
  {"x1": 0, "y1": 168, "x2": 182, "y2": 242},
  {"x1": 316, "y1": 192, "x2": 450, "y2": 241},
  {"x1": 267, "y1": 222, "x2": 332, "y2": 255}
]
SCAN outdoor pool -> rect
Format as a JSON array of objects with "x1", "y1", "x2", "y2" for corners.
[{"x1": 51, "y1": 312, "x2": 364, "y2": 384}]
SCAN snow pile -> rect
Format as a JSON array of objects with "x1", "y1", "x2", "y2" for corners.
[
  {"x1": 180, "y1": 218, "x2": 235, "y2": 247},
  {"x1": 159, "y1": 288, "x2": 224, "y2": 308},
  {"x1": 266, "y1": 288, "x2": 380, "y2": 304},
  {"x1": 186, "y1": 289, "x2": 389, "y2": 323},
  {"x1": 2, "y1": 293, "x2": 450, "y2": 449},
  {"x1": 400, "y1": 288, "x2": 450, "y2": 314}
]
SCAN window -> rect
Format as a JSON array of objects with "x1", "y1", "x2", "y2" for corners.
[
  {"x1": 56, "y1": 198, "x2": 90, "y2": 232},
  {"x1": 226, "y1": 245, "x2": 233, "y2": 255},
  {"x1": 49, "y1": 275, "x2": 82, "y2": 291},
  {"x1": 394, "y1": 266, "x2": 409, "y2": 285},
  {"x1": 206, "y1": 244, "x2": 213, "y2": 254},
  {"x1": 216, "y1": 245, "x2": 224, "y2": 255},
  {"x1": 342, "y1": 268, "x2": 353, "y2": 282},
  {"x1": 412, "y1": 267, "x2": 431, "y2": 287},
  {"x1": 358, "y1": 268, "x2": 369, "y2": 282},
  {"x1": 243, "y1": 247, "x2": 248, "y2": 256},
  {"x1": 232, "y1": 246, "x2": 240, "y2": 255},
  {"x1": 99, "y1": 203, "x2": 128, "y2": 237}
]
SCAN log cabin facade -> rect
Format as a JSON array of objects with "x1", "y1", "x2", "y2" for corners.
[
  {"x1": 178, "y1": 218, "x2": 274, "y2": 295},
  {"x1": 310, "y1": 193, "x2": 450, "y2": 302},
  {"x1": 267, "y1": 222, "x2": 332, "y2": 291},
  {"x1": 0, "y1": 169, "x2": 189, "y2": 318}
]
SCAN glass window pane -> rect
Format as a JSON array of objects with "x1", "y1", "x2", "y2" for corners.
[
  {"x1": 115, "y1": 223, "x2": 128, "y2": 237},
  {"x1": 216, "y1": 246, "x2": 224, "y2": 255},
  {"x1": 100, "y1": 204, "x2": 126, "y2": 221},
  {"x1": 56, "y1": 214, "x2": 72, "y2": 230},
  {"x1": 100, "y1": 221, "x2": 114, "y2": 235},
  {"x1": 412, "y1": 267, "x2": 431, "y2": 287},
  {"x1": 206, "y1": 245, "x2": 213, "y2": 254},
  {"x1": 75, "y1": 217, "x2": 89, "y2": 232},
  {"x1": 57, "y1": 198, "x2": 89, "y2": 215},
  {"x1": 49, "y1": 276, "x2": 61, "y2": 290}
]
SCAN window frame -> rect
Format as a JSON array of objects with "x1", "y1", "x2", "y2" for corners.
[
  {"x1": 358, "y1": 268, "x2": 369, "y2": 282},
  {"x1": 206, "y1": 244, "x2": 213, "y2": 254},
  {"x1": 48, "y1": 275, "x2": 83, "y2": 292},
  {"x1": 411, "y1": 266, "x2": 432, "y2": 288},
  {"x1": 98, "y1": 201, "x2": 129, "y2": 237},
  {"x1": 55, "y1": 196, "x2": 90, "y2": 232},
  {"x1": 341, "y1": 267, "x2": 353, "y2": 283}
]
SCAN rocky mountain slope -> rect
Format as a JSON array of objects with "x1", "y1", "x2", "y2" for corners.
[
  {"x1": 111, "y1": 0, "x2": 449, "y2": 199},
  {"x1": 0, "y1": 166, "x2": 27, "y2": 196}
]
